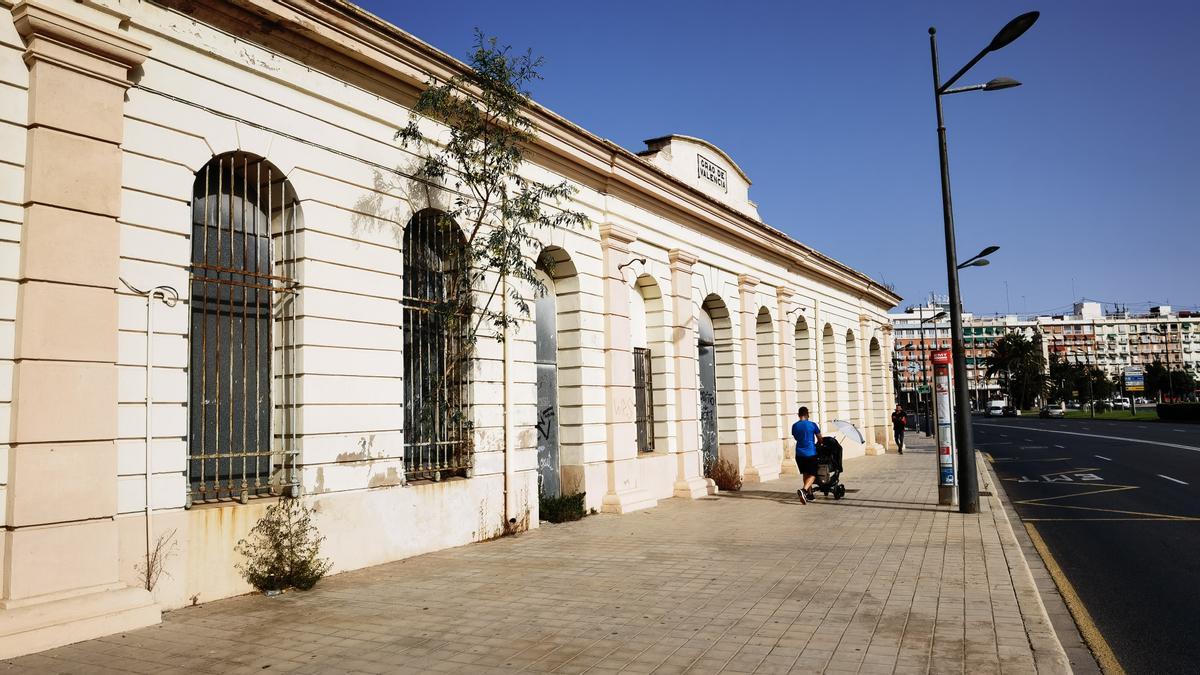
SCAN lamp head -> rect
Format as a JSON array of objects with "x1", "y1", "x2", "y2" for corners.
[
  {"x1": 988, "y1": 11, "x2": 1040, "y2": 52},
  {"x1": 983, "y1": 77, "x2": 1022, "y2": 91},
  {"x1": 979, "y1": 245, "x2": 1001, "y2": 257}
]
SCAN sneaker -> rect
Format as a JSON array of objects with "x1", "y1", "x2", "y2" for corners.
[
  {"x1": 805, "y1": 489, "x2": 817, "y2": 501},
  {"x1": 796, "y1": 489, "x2": 807, "y2": 504}
]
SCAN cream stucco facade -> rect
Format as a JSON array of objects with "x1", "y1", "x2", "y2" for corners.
[{"x1": 0, "y1": 0, "x2": 902, "y2": 658}]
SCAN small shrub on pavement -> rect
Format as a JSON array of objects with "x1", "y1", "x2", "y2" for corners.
[
  {"x1": 705, "y1": 456, "x2": 742, "y2": 492},
  {"x1": 539, "y1": 491, "x2": 586, "y2": 523},
  {"x1": 235, "y1": 497, "x2": 332, "y2": 593}
]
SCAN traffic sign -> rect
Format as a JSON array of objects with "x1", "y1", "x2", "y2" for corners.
[{"x1": 1124, "y1": 366, "x2": 1145, "y2": 393}]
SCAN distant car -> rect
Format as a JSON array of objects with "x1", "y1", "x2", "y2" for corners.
[
  {"x1": 1039, "y1": 406, "x2": 1064, "y2": 418},
  {"x1": 986, "y1": 401, "x2": 1006, "y2": 417},
  {"x1": 1066, "y1": 401, "x2": 1081, "y2": 409},
  {"x1": 1001, "y1": 405, "x2": 1019, "y2": 417},
  {"x1": 1112, "y1": 398, "x2": 1131, "y2": 410}
]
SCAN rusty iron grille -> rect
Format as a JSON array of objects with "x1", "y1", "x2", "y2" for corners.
[
  {"x1": 633, "y1": 346, "x2": 655, "y2": 452},
  {"x1": 403, "y1": 209, "x2": 472, "y2": 481},
  {"x1": 187, "y1": 153, "x2": 299, "y2": 505}
]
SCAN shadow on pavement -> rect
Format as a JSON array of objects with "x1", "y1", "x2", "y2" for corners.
[{"x1": 726, "y1": 489, "x2": 946, "y2": 514}]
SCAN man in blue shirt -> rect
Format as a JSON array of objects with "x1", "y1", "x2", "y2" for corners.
[{"x1": 791, "y1": 406, "x2": 823, "y2": 504}]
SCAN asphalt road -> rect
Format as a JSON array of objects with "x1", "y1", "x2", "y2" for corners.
[{"x1": 973, "y1": 415, "x2": 1200, "y2": 674}]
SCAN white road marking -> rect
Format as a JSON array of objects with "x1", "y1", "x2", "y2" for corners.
[
  {"x1": 1054, "y1": 444, "x2": 1065, "y2": 448},
  {"x1": 1138, "y1": 426, "x2": 1147, "y2": 429},
  {"x1": 1158, "y1": 474, "x2": 1188, "y2": 485},
  {"x1": 1175, "y1": 429, "x2": 1187, "y2": 433},
  {"x1": 975, "y1": 423, "x2": 1200, "y2": 454},
  {"x1": 1095, "y1": 455, "x2": 1111, "y2": 461}
]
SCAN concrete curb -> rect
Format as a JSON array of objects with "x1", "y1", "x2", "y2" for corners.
[{"x1": 979, "y1": 453, "x2": 1101, "y2": 674}]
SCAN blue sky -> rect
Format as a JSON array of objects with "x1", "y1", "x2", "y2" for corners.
[{"x1": 356, "y1": 0, "x2": 1199, "y2": 316}]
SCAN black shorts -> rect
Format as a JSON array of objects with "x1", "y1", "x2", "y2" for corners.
[{"x1": 795, "y1": 455, "x2": 819, "y2": 475}]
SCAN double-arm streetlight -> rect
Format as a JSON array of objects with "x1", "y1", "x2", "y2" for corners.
[
  {"x1": 958, "y1": 245, "x2": 1000, "y2": 270},
  {"x1": 929, "y1": 11, "x2": 1039, "y2": 514}
]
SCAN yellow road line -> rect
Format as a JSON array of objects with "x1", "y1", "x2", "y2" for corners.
[
  {"x1": 1023, "y1": 517, "x2": 1200, "y2": 522},
  {"x1": 1025, "y1": 522, "x2": 1125, "y2": 675},
  {"x1": 1014, "y1": 484, "x2": 1199, "y2": 520}
]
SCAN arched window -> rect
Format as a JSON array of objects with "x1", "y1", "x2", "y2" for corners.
[
  {"x1": 630, "y1": 278, "x2": 654, "y2": 453},
  {"x1": 403, "y1": 209, "x2": 471, "y2": 480},
  {"x1": 188, "y1": 153, "x2": 299, "y2": 505}
]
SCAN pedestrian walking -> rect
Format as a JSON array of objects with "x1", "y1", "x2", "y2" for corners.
[
  {"x1": 891, "y1": 404, "x2": 907, "y2": 454},
  {"x1": 792, "y1": 406, "x2": 822, "y2": 504}
]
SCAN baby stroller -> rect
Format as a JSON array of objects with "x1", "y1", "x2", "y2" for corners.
[{"x1": 814, "y1": 436, "x2": 846, "y2": 499}]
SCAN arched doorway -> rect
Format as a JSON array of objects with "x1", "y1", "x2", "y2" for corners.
[
  {"x1": 698, "y1": 294, "x2": 734, "y2": 471},
  {"x1": 533, "y1": 267, "x2": 560, "y2": 496},
  {"x1": 534, "y1": 247, "x2": 578, "y2": 496}
]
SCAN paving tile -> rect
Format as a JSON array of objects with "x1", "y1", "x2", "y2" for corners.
[{"x1": 4, "y1": 441, "x2": 1071, "y2": 675}]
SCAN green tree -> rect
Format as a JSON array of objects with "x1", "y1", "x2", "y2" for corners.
[
  {"x1": 1145, "y1": 360, "x2": 1196, "y2": 400},
  {"x1": 1047, "y1": 354, "x2": 1079, "y2": 403},
  {"x1": 984, "y1": 333, "x2": 1046, "y2": 409},
  {"x1": 360, "y1": 32, "x2": 588, "y2": 438}
]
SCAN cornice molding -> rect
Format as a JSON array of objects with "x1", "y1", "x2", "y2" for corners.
[
  {"x1": 178, "y1": 0, "x2": 902, "y2": 309},
  {"x1": 14, "y1": 1, "x2": 149, "y2": 86},
  {"x1": 668, "y1": 248, "x2": 699, "y2": 271},
  {"x1": 599, "y1": 222, "x2": 637, "y2": 247},
  {"x1": 737, "y1": 274, "x2": 760, "y2": 291}
]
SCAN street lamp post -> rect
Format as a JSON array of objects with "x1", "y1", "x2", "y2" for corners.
[
  {"x1": 1156, "y1": 325, "x2": 1175, "y2": 401},
  {"x1": 920, "y1": 310, "x2": 948, "y2": 436},
  {"x1": 928, "y1": 11, "x2": 1038, "y2": 514},
  {"x1": 1069, "y1": 349, "x2": 1095, "y2": 419}
]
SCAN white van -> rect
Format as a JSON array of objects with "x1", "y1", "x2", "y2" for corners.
[{"x1": 986, "y1": 400, "x2": 1005, "y2": 417}]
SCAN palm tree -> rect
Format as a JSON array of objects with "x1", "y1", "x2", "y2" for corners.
[{"x1": 984, "y1": 333, "x2": 1046, "y2": 409}]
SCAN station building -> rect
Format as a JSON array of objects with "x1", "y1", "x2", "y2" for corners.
[{"x1": 0, "y1": 0, "x2": 901, "y2": 656}]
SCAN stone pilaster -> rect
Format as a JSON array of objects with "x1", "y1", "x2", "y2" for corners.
[
  {"x1": 777, "y1": 288, "x2": 800, "y2": 475},
  {"x1": 667, "y1": 249, "x2": 708, "y2": 498},
  {"x1": 737, "y1": 275, "x2": 777, "y2": 483},
  {"x1": 2, "y1": 1, "x2": 159, "y2": 659},
  {"x1": 861, "y1": 315, "x2": 884, "y2": 456},
  {"x1": 882, "y1": 324, "x2": 897, "y2": 451},
  {"x1": 598, "y1": 224, "x2": 655, "y2": 513}
]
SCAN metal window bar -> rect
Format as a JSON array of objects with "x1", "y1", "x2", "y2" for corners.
[
  {"x1": 402, "y1": 210, "x2": 472, "y2": 481},
  {"x1": 187, "y1": 153, "x2": 299, "y2": 506},
  {"x1": 633, "y1": 347, "x2": 655, "y2": 452}
]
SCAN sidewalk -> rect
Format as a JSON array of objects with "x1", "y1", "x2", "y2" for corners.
[{"x1": 2, "y1": 440, "x2": 1072, "y2": 675}]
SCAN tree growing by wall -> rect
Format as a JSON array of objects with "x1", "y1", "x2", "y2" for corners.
[{"x1": 359, "y1": 32, "x2": 588, "y2": 459}]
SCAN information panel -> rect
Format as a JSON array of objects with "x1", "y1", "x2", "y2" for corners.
[{"x1": 931, "y1": 349, "x2": 956, "y2": 504}]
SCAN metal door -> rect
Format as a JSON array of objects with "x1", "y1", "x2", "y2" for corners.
[
  {"x1": 698, "y1": 309, "x2": 718, "y2": 469},
  {"x1": 534, "y1": 286, "x2": 560, "y2": 496}
]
